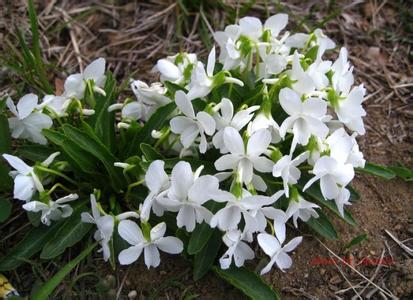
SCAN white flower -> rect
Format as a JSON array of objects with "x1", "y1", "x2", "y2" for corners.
[
  {"x1": 156, "y1": 53, "x2": 197, "y2": 84},
  {"x1": 2, "y1": 152, "x2": 59, "y2": 201},
  {"x1": 258, "y1": 233, "x2": 302, "y2": 274},
  {"x1": 81, "y1": 195, "x2": 115, "y2": 261},
  {"x1": 22, "y1": 193, "x2": 78, "y2": 226},
  {"x1": 335, "y1": 85, "x2": 366, "y2": 135},
  {"x1": 121, "y1": 101, "x2": 149, "y2": 121},
  {"x1": 213, "y1": 98, "x2": 259, "y2": 153},
  {"x1": 187, "y1": 47, "x2": 243, "y2": 100},
  {"x1": 130, "y1": 80, "x2": 170, "y2": 108},
  {"x1": 303, "y1": 156, "x2": 354, "y2": 200},
  {"x1": 285, "y1": 33, "x2": 310, "y2": 48},
  {"x1": 39, "y1": 95, "x2": 70, "y2": 117},
  {"x1": 63, "y1": 58, "x2": 106, "y2": 99},
  {"x1": 306, "y1": 59, "x2": 332, "y2": 90},
  {"x1": 170, "y1": 91, "x2": 216, "y2": 153},
  {"x1": 247, "y1": 112, "x2": 281, "y2": 144},
  {"x1": 118, "y1": 221, "x2": 183, "y2": 268},
  {"x1": 313, "y1": 29, "x2": 336, "y2": 60},
  {"x1": 140, "y1": 160, "x2": 170, "y2": 221},
  {"x1": 6, "y1": 94, "x2": 53, "y2": 144},
  {"x1": 187, "y1": 47, "x2": 216, "y2": 100},
  {"x1": 285, "y1": 194, "x2": 319, "y2": 227},
  {"x1": 239, "y1": 14, "x2": 288, "y2": 42},
  {"x1": 214, "y1": 25, "x2": 244, "y2": 71},
  {"x1": 334, "y1": 187, "x2": 351, "y2": 216},
  {"x1": 272, "y1": 151, "x2": 309, "y2": 197},
  {"x1": 158, "y1": 161, "x2": 220, "y2": 232},
  {"x1": 278, "y1": 87, "x2": 329, "y2": 153},
  {"x1": 214, "y1": 127, "x2": 273, "y2": 185},
  {"x1": 289, "y1": 52, "x2": 315, "y2": 95},
  {"x1": 219, "y1": 230, "x2": 254, "y2": 269},
  {"x1": 326, "y1": 128, "x2": 365, "y2": 168},
  {"x1": 210, "y1": 190, "x2": 277, "y2": 234},
  {"x1": 331, "y1": 48, "x2": 354, "y2": 95}
]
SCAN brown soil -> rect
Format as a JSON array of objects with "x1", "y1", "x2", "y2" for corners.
[{"x1": 1, "y1": 1, "x2": 412, "y2": 299}]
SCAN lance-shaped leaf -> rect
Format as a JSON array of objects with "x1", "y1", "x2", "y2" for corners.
[
  {"x1": 356, "y1": 162, "x2": 395, "y2": 180},
  {"x1": 306, "y1": 210, "x2": 338, "y2": 240}
]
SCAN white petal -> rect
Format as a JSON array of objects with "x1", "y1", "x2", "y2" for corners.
[
  {"x1": 303, "y1": 98, "x2": 327, "y2": 118},
  {"x1": 247, "y1": 129, "x2": 271, "y2": 156},
  {"x1": 275, "y1": 251, "x2": 292, "y2": 270},
  {"x1": 264, "y1": 14, "x2": 288, "y2": 37},
  {"x1": 170, "y1": 116, "x2": 195, "y2": 134},
  {"x1": 119, "y1": 245, "x2": 143, "y2": 265},
  {"x1": 6, "y1": 97, "x2": 18, "y2": 116},
  {"x1": 145, "y1": 160, "x2": 168, "y2": 193},
  {"x1": 118, "y1": 220, "x2": 144, "y2": 245},
  {"x1": 84, "y1": 58, "x2": 106, "y2": 82},
  {"x1": 188, "y1": 175, "x2": 219, "y2": 204},
  {"x1": 197, "y1": 112, "x2": 216, "y2": 135},
  {"x1": 170, "y1": 161, "x2": 193, "y2": 199},
  {"x1": 214, "y1": 154, "x2": 240, "y2": 171},
  {"x1": 156, "y1": 236, "x2": 183, "y2": 254},
  {"x1": 239, "y1": 16, "x2": 262, "y2": 40},
  {"x1": 175, "y1": 91, "x2": 195, "y2": 118},
  {"x1": 150, "y1": 222, "x2": 166, "y2": 241},
  {"x1": 17, "y1": 94, "x2": 38, "y2": 119},
  {"x1": 55, "y1": 193, "x2": 78, "y2": 204},
  {"x1": 279, "y1": 88, "x2": 302, "y2": 116},
  {"x1": 257, "y1": 233, "x2": 280, "y2": 257},
  {"x1": 176, "y1": 205, "x2": 196, "y2": 231},
  {"x1": 157, "y1": 59, "x2": 181, "y2": 81},
  {"x1": 220, "y1": 98, "x2": 234, "y2": 123},
  {"x1": 14, "y1": 174, "x2": 35, "y2": 201},
  {"x1": 144, "y1": 244, "x2": 160, "y2": 268},
  {"x1": 238, "y1": 158, "x2": 253, "y2": 184},
  {"x1": 250, "y1": 156, "x2": 273, "y2": 173},
  {"x1": 223, "y1": 127, "x2": 244, "y2": 155},
  {"x1": 320, "y1": 175, "x2": 339, "y2": 199},
  {"x1": 22, "y1": 201, "x2": 48, "y2": 212},
  {"x1": 283, "y1": 236, "x2": 303, "y2": 252},
  {"x1": 2, "y1": 154, "x2": 32, "y2": 174},
  {"x1": 207, "y1": 46, "x2": 216, "y2": 77},
  {"x1": 96, "y1": 215, "x2": 114, "y2": 241}
]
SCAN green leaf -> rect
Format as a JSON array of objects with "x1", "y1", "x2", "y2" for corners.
[
  {"x1": 43, "y1": 129, "x2": 100, "y2": 175},
  {"x1": 193, "y1": 230, "x2": 222, "y2": 280},
  {"x1": 140, "y1": 143, "x2": 164, "y2": 161},
  {"x1": 62, "y1": 124, "x2": 124, "y2": 191},
  {"x1": 298, "y1": 181, "x2": 356, "y2": 227},
  {"x1": 31, "y1": 243, "x2": 96, "y2": 300},
  {"x1": 0, "y1": 224, "x2": 59, "y2": 271},
  {"x1": 90, "y1": 72, "x2": 117, "y2": 151},
  {"x1": 389, "y1": 165, "x2": 413, "y2": 181},
  {"x1": 0, "y1": 197, "x2": 12, "y2": 222},
  {"x1": 16, "y1": 145, "x2": 54, "y2": 162},
  {"x1": 0, "y1": 114, "x2": 11, "y2": 153},
  {"x1": 126, "y1": 102, "x2": 176, "y2": 157},
  {"x1": 306, "y1": 210, "x2": 338, "y2": 240},
  {"x1": 348, "y1": 185, "x2": 360, "y2": 202},
  {"x1": 188, "y1": 202, "x2": 222, "y2": 255},
  {"x1": 40, "y1": 205, "x2": 93, "y2": 259},
  {"x1": 213, "y1": 266, "x2": 280, "y2": 300},
  {"x1": 0, "y1": 163, "x2": 12, "y2": 192},
  {"x1": 344, "y1": 233, "x2": 368, "y2": 250},
  {"x1": 357, "y1": 162, "x2": 395, "y2": 180}
]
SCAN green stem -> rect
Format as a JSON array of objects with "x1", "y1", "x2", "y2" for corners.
[{"x1": 36, "y1": 165, "x2": 77, "y2": 186}]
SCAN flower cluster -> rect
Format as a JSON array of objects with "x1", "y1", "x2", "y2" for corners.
[{"x1": 2, "y1": 14, "x2": 366, "y2": 275}]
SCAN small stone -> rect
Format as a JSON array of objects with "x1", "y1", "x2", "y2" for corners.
[
  {"x1": 128, "y1": 290, "x2": 138, "y2": 299},
  {"x1": 320, "y1": 268, "x2": 326, "y2": 276},
  {"x1": 329, "y1": 275, "x2": 343, "y2": 285},
  {"x1": 369, "y1": 250, "x2": 376, "y2": 255}
]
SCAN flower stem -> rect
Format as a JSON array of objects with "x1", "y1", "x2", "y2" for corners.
[{"x1": 36, "y1": 165, "x2": 77, "y2": 186}]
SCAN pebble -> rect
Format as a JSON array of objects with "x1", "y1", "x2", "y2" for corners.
[
  {"x1": 320, "y1": 268, "x2": 326, "y2": 276},
  {"x1": 128, "y1": 290, "x2": 138, "y2": 299}
]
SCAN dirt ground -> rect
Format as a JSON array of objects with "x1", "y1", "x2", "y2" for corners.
[{"x1": 1, "y1": 0, "x2": 412, "y2": 299}]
